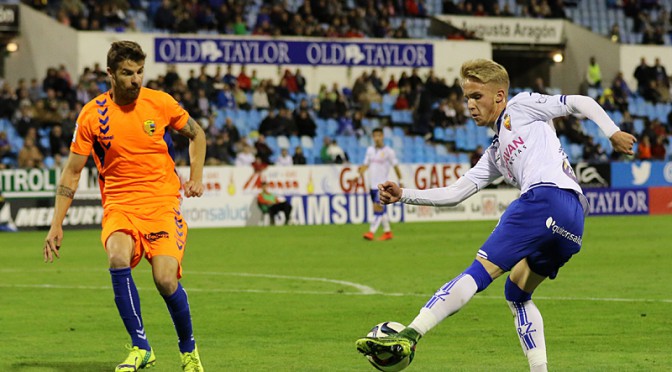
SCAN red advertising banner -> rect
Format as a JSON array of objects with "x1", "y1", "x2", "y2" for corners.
[{"x1": 649, "y1": 187, "x2": 672, "y2": 215}]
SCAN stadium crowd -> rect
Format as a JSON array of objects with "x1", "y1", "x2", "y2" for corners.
[
  {"x1": 0, "y1": 55, "x2": 671, "y2": 172},
  {"x1": 1, "y1": 1, "x2": 671, "y2": 170},
  {"x1": 22, "y1": 0, "x2": 672, "y2": 44}
]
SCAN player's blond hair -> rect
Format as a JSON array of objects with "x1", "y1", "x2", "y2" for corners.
[{"x1": 460, "y1": 59, "x2": 510, "y2": 91}]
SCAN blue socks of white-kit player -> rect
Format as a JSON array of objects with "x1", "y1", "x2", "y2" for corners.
[
  {"x1": 505, "y1": 277, "x2": 548, "y2": 372},
  {"x1": 408, "y1": 260, "x2": 493, "y2": 336}
]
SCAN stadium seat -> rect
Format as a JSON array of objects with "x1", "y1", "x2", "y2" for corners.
[
  {"x1": 300, "y1": 135, "x2": 314, "y2": 150},
  {"x1": 277, "y1": 135, "x2": 290, "y2": 150}
]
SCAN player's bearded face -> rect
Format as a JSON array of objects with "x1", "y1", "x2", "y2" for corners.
[
  {"x1": 110, "y1": 59, "x2": 144, "y2": 103},
  {"x1": 462, "y1": 79, "x2": 501, "y2": 127}
]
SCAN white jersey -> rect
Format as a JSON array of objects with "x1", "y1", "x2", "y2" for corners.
[
  {"x1": 363, "y1": 145, "x2": 399, "y2": 189},
  {"x1": 465, "y1": 93, "x2": 582, "y2": 195}
]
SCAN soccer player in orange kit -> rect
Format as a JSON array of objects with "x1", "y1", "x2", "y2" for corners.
[{"x1": 43, "y1": 41, "x2": 206, "y2": 372}]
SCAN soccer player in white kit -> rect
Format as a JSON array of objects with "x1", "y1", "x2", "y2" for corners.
[
  {"x1": 358, "y1": 128, "x2": 403, "y2": 241},
  {"x1": 356, "y1": 59, "x2": 636, "y2": 371}
]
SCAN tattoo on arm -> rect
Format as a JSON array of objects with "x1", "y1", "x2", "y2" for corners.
[
  {"x1": 56, "y1": 185, "x2": 75, "y2": 199},
  {"x1": 177, "y1": 117, "x2": 203, "y2": 140}
]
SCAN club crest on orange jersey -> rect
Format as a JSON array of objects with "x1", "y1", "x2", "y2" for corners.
[
  {"x1": 503, "y1": 114, "x2": 511, "y2": 131},
  {"x1": 143, "y1": 120, "x2": 156, "y2": 136}
]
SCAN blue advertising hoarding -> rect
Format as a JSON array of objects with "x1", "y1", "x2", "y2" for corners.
[
  {"x1": 611, "y1": 161, "x2": 672, "y2": 188},
  {"x1": 154, "y1": 37, "x2": 433, "y2": 67},
  {"x1": 583, "y1": 187, "x2": 649, "y2": 216}
]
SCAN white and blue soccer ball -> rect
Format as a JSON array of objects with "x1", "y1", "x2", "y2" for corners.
[{"x1": 365, "y1": 321, "x2": 415, "y2": 372}]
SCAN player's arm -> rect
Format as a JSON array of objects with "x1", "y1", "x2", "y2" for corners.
[
  {"x1": 44, "y1": 153, "x2": 88, "y2": 263},
  {"x1": 177, "y1": 117, "x2": 206, "y2": 197},
  {"x1": 379, "y1": 177, "x2": 478, "y2": 206},
  {"x1": 565, "y1": 95, "x2": 636, "y2": 155}
]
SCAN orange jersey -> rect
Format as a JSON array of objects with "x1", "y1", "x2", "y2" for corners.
[{"x1": 71, "y1": 88, "x2": 189, "y2": 209}]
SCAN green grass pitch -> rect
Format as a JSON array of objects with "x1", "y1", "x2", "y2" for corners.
[{"x1": 2, "y1": 215, "x2": 671, "y2": 371}]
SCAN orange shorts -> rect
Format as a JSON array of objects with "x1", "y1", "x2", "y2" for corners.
[{"x1": 101, "y1": 203, "x2": 188, "y2": 278}]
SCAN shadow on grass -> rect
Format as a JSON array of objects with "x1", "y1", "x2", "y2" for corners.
[{"x1": 12, "y1": 361, "x2": 113, "y2": 371}]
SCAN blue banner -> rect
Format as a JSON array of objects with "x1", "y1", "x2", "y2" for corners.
[
  {"x1": 583, "y1": 187, "x2": 649, "y2": 216},
  {"x1": 154, "y1": 37, "x2": 433, "y2": 67},
  {"x1": 611, "y1": 161, "x2": 672, "y2": 188}
]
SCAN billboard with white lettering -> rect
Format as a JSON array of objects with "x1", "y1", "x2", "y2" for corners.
[
  {"x1": 583, "y1": 188, "x2": 649, "y2": 216},
  {"x1": 154, "y1": 37, "x2": 434, "y2": 67},
  {"x1": 435, "y1": 15, "x2": 564, "y2": 44}
]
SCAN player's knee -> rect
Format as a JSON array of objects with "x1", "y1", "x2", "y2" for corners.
[
  {"x1": 504, "y1": 276, "x2": 532, "y2": 302},
  {"x1": 153, "y1": 274, "x2": 178, "y2": 296},
  {"x1": 463, "y1": 259, "x2": 493, "y2": 293}
]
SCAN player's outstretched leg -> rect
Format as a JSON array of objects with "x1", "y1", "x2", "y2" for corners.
[
  {"x1": 505, "y1": 277, "x2": 548, "y2": 372},
  {"x1": 116, "y1": 346, "x2": 156, "y2": 371},
  {"x1": 111, "y1": 267, "x2": 154, "y2": 370},
  {"x1": 357, "y1": 260, "x2": 493, "y2": 357},
  {"x1": 163, "y1": 283, "x2": 203, "y2": 371}
]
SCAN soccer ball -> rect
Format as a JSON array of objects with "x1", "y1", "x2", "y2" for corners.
[{"x1": 365, "y1": 321, "x2": 415, "y2": 372}]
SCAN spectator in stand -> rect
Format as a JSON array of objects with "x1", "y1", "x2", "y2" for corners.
[
  {"x1": 49, "y1": 124, "x2": 70, "y2": 157},
  {"x1": 206, "y1": 132, "x2": 236, "y2": 165},
  {"x1": 651, "y1": 134, "x2": 668, "y2": 160},
  {"x1": 237, "y1": 66, "x2": 252, "y2": 92},
  {"x1": 598, "y1": 88, "x2": 618, "y2": 111},
  {"x1": 254, "y1": 134, "x2": 274, "y2": 164},
  {"x1": 277, "y1": 107, "x2": 298, "y2": 136},
  {"x1": 215, "y1": 84, "x2": 235, "y2": 109},
  {"x1": 386, "y1": 74, "x2": 399, "y2": 95},
  {"x1": 532, "y1": 77, "x2": 548, "y2": 95},
  {"x1": 276, "y1": 148, "x2": 294, "y2": 166},
  {"x1": 642, "y1": 80, "x2": 663, "y2": 104},
  {"x1": 638, "y1": 135, "x2": 652, "y2": 160},
  {"x1": 17, "y1": 137, "x2": 44, "y2": 169},
  {"x1": 252, "y1": 154, "x2": 268, "y2": 173},
  {"x1": 394, "y1": 85, "x2": 411, "y2": 110},
  {"x1": 652, "y1": 57, "x2": 670, "y2": 100},
  {"x1": 252, "y1": 83, "x2": 270, "y2": 110},
  {"x1": 258, "y1": 110, "x2": 279, "y2": 137},
  {"x1": 223, "y1": 117, "x2": 241, "y2": 144},
  {"x1": 233, "y1": 82, "x2": 251, "y2": 111},
  {"x1": 153, "y1": 0, "x2": 175, "y2": 30},
  {"x1": 586, "y1": 56, "x2": 602, "y2": 88},
  {"x1": 296, "y1": 109, "x2": 317, "y2": 137},
  {"x1": 216, "y1": 65, "x2": 230, "y2": 87},
  {"x1": 295, "y1": 69, "x2": 307, "y2": 93},
  {"x1": 470, "y1": 145, "x2": 484, "y2": 167},
  {"x1": 633, "y1": 57, "x2": 652, "y2": 95},
  {"x1": 619, "y1": 111, "x2": 636, "y2": 135},
  {"x1": 293, "y1": 146, "x2": 307, "y2": 165},
  {"x1": 327, "y1": 139, "x2": 349, "y2": 164},
  {"x1": 0, "y1": 131, "x2": 11, "y2": 164},
  {"x1": 610, "y1": 72, "x2": 632, "y2": 112},
  {"x1": 235, "y1": 143, "x2": 255, "y2": 167}
]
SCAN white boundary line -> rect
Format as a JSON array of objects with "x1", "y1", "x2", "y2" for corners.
[{"x1": 2, "y1": 268, "x2": 671, "y2": 303}]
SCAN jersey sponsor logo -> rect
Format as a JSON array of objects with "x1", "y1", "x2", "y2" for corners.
[
  {"x1": 562, "y1": 160, "x2": 578, "y2": 183},
  {"x1": 545, "y1": 216, "x2": 582, "y2": 245},
  {"x1": 144, "y1": 231, "x2": 169, "y2": 242},
  {"x1": 503, "y1": 114, "x2": 511, "y2": 130},
  {"x1": 502, "y1": 136, "x2": 527, "y2": 165},
  {"x1": 143, "y1": 120, "x2": 156, "y2": 136}
]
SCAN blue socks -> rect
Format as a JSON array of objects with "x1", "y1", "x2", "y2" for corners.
[
  {"x1": 110, "y1": 267, "x2": 151, "y2": 351},
  {"x1": 163, "y1": 282, "x2": 196, "y2": 353}
]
